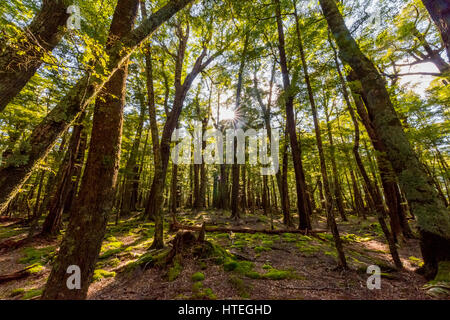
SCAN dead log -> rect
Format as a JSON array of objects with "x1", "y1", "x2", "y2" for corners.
[
  {"x1": 0, "y1": 265, "x2": 35, "y2": 284},
  {"x1": 170, "y1": 222, "x2": 328, "y2": 235}
]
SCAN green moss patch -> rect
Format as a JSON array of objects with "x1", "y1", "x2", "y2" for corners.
[
  {"x1": 228, "y1": 275, "x2": 251, "y2": 298},
  {"x1": 191, "y1": 282, "x2": 216, "y2": 300},
  {"x1": 19, "y1": 246, "x2": 55, "y2": 265},
  {"x1": 92, "y1": 269, "x2": 116, "y2": 282},
  {"x1": 191, "y1": 272, "x2": 205, "y2": 282},
  {"x1": 22, "y1": 288, "x2": 43, "y2": 300},
  {"x1": 167, "y1": 261, "x2": 183, "y2": 281}
]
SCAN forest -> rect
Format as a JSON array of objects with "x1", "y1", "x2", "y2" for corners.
[{"x1": 0, "y1": 0, "x2": 449, "y2": 301}]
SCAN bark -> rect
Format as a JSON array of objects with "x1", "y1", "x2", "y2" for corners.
[
  {"x1": 0, "y1": 0, "x2": 194, "y2": 216},
  {"x1": 41, "y1": 112, "x2": 87, "y2": 236},
  {"x1": 321, "y1": 0, "x2": 431, "y2": 270},
  {"x1": 170, "y1": 163, "x2": 179, "y2": 215},
  {"x1": 421, "y1": 0, "x2": 450, "y2": 62},
  {"x1": 324, "y1": 104, "x2": 347, "y2": 221},
  {"x1": 231, "y1": 34, "x2": 248, "y2": 220},
  {"x1": 275, "y1": 0, "x2": 311, "y2": 230},
  {"x1": 121, "y1": 96, "x2": 146, "y2": 216},
  {"x1": 144, "y1": 32, "x2": 218, "y2": 248},
  {"x1": 0, "y1": 0, "x2": 70, "y2": 111},
  {"x1": 42, "y1": 0, "x2": 140, "y2": 300}
]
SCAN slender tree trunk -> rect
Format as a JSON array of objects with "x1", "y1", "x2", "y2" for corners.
[
  {"x1": 323, "y1": 104, "x2": 347, "y2": 221},
  {"x1": 144, "y1": 34, "x2": 217, "y2": 248},
  {"x1": 275, "y1": 0, "x2": 311, "y2": 230},
  {"x1": 41, "y1": 112, "x2": 87, "y2": 236},
  {"x1": 121, "y1": 97, "x2": 146, "y2": 216}
]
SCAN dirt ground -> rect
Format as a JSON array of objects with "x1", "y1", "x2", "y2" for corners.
[{"x1": 0, "y1": 210, "x2": 445, "y2": 300}]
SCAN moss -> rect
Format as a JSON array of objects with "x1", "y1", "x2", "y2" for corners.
[
  {"x1": 263, "y1": 269, "x2": 291, "y2": 280},
  {"x1": 19, "y1": 246, "x2": 55, "y2": 265},
  {"x1": 167, "y1": 261, "x2": 183, "y2": 282},
  {"x1": 27, "y1": 263, "x2": 44, "y2": 274},
  {"x1": 325, "y1": 250, "x2": 338, "y2": 258},
  {"x1": 10, "y1": 288, "x2": 25, "y2": 297},
  {"x1": 99, "y1": 239, "x2": 124, "y2": 259},
  {"x1": 408, "y1": 256, "x2": 424, "y2": 267},
  {"x1": 228, "y1": 275, "x2": 251, "y2": 298},
  {"x1": 434, "y1": 261, "x2": 450, "y2": 282},
  {"x1": 22, "y1": 288, "x2": 43, "y2": 300},
  {"x1": 192, "y1": 241, "x2": 233, "y2": 265},
  {"x1": 224, "y1": 260, "x2": 239, "y2": 271},
  {"x1": 281, "y1": 233, "x2": 298, "y2": 242},
  {"x1": 125, "y1": 248, "x2": 170, "y2": 271},
  {"x1": 108, "y1": 258, "x2": 121, "y2": 267},
  {"x1": 231, "y1": 240, "x2": 246, "y2": 250},
  {"x1": 0, "y1": 227, "x2": 24, "y2": 240},
  {"x1": 191, "y1": 282, "x2": 216, "y2": 300},
  {"x1": 262, "y1": 263, "x2": 273, "y2": 270},
  {"x1": 191, "y1": 272, "x2": 205, "y2": 282},
  {"x1": 198, "y1": 261, "x2": 207, "y2": 270},
  {"x1": 254, "y1": 246, "x2": 272, "y2": 253},
  {"x1": 99, "y1": 248, "x2": 122, "y2": 260},
  {"x1": 245, "y1": 271, "x2": 261, "y2": 279},
  {"x1": 92, "y1": 269, "x2": 116, "y2": 282},
  {"x1": 261, "y1": 240, "x2": 274, "y2": 247},
  {"x1": 262, "y1": 268, "x2": 301, "y2": 280},
  {"x1": 296, "y1": 243, "x2": 320, "y2": 256},
  {"x1": 214, "y1": 233, "x2": 231, "y2": 239}
]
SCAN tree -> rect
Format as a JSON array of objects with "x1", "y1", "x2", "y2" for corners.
[
  {"x1": 0, "y1": 0, "x2": 69, "y2": 112},
  {"x1": 0, "y1": 0, "x2": 195, "y2": 216},
  {"x1": 319, "y1": 0, "x2": 450, "y2": 277}
]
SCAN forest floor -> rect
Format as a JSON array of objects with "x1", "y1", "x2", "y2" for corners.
[{"x1": 0, "y1": 210, "x2": 444, "y2": 300}]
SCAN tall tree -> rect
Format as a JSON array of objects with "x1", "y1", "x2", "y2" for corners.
[
  {"x1": 0, "y1": 0, "x2": 195, "y2": 216},
  {"x1": 42, "y1": 0, "x2": 140, "y2": 299},
  {"x1": 274, "y1": 0, "x2": 311, "y2": 230},
  {"x1": 320, "y1": 0, "x2": 450, "y2": 277}
]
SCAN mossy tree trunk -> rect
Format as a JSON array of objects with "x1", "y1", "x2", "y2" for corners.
[
  {"x1": 0, "y1": 0, "x2": 69, "y2": 112},
  {"x1": 41, "y1": 0, "x2": 140, "y2": 300},
  {"x1": 320, "y1": 0, "x2": 449, "y2": 276},
  {"x1": 0, "y1": 0, "x2": 195, "y2": 217}
]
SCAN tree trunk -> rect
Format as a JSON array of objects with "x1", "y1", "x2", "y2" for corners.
[
  {"x1": 323, "y1": 104, "x2": 347, "y2": 221},
  {"x1": 275, "y1": 0, "x2": 311, "y2": 230},
  {"x1": 0, "y1": 0, "x2": 195, "y2": 216},
  {"x1": 321, "y1": 0, "x2": 435, "y2": 270},
  {"x1": 41, "y1": 112, "x2": 87, "y2": 236},
  {"x1": 42, "y1": 0, "x2": 140, "y2": 299},
  {"x1": 121, "y1": 97, "x2": 146, "y2": 216},
  {"x1": 421, "y1": 0, "x2": 450, "y2": 62},
  {"x1": 0, "y1": 0, "x2": 69, "y2": 111}
]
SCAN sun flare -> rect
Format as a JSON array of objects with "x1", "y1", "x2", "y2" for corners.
[{"x1": 221, "y1": 108, "x2": 236, "y2": 121}]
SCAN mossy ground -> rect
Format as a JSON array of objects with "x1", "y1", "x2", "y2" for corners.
[{"x1": 0, "y1": 210, "x2": 437, "y2": 300}]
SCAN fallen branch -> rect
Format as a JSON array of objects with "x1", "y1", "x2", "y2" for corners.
[
  {"x1": 274, "y1": 284, "x2": 345, "y2": 291},
  {"x1": 0, "y1": 265, "x2": 35, "y2": 284},
  {"x1": 170, "y1": 222, "x2": 328, "y2": 235}
]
